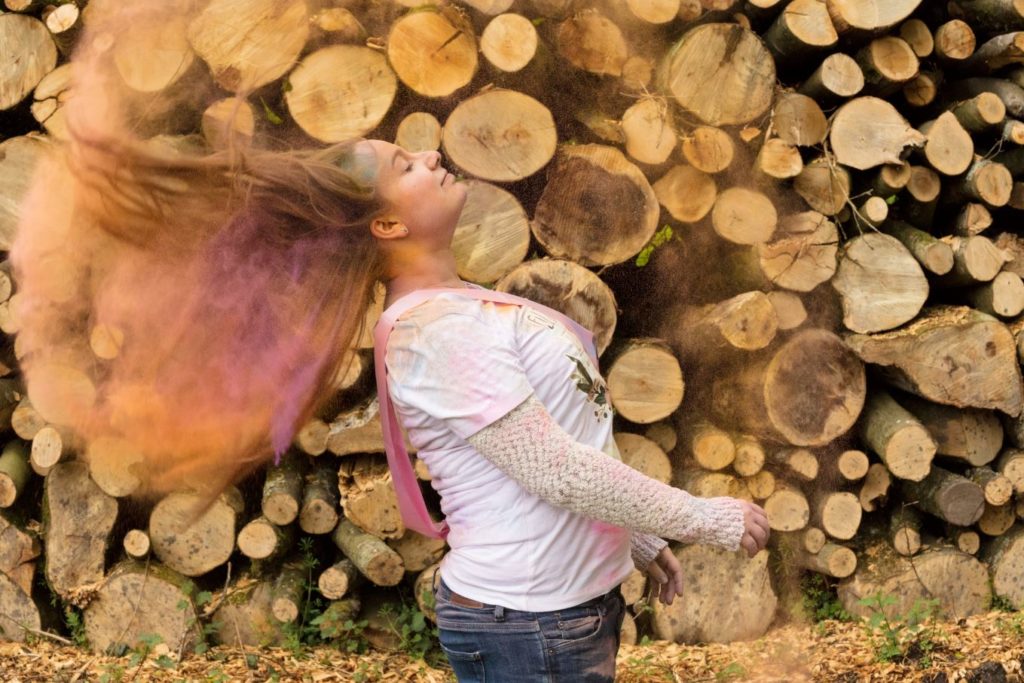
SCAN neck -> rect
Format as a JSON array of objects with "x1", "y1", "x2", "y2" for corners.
[{"x1": 383, "y1": 246, "x2": 464, "y2": 303}]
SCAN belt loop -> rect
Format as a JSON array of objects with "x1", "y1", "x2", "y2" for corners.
[{"x1": 494, "y1": 604, "x2": 505, "y2": 622}]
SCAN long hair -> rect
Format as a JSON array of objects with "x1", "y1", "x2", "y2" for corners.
[{"x1": 11, "y1": 35, "x2": 387, "y2": 519}]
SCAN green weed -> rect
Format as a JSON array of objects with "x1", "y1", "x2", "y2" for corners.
[{"x1": 857, "y1": 593, "x2": 942, "y2": 666}]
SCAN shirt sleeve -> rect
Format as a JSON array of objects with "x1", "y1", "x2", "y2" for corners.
[{"x1": 385, "y1": 307, "x2": 535, "y2": 440}]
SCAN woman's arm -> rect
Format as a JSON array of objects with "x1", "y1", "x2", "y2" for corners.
[
  {"x1": 630, "y1": 532, "x2": 668, "y2": 571},
  {"x1": 466, "y1": 393, "x2": 754, "y2": 552}
]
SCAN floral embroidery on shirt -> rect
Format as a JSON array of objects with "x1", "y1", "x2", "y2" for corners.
[{"x1": 568, "y1": 355, "x2": 613, "y2": 421}]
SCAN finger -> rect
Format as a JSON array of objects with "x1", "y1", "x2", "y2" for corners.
[
  {"x1": 740, "y1": 534, "x2": 758, "y2": 558},
  {"x1": 647, "y1": 562, "x2": 668, "y2": 586}
]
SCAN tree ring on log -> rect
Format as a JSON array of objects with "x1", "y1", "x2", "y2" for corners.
[{"x1": 661, "y1": 23, "x2": 776, "y2": 126}]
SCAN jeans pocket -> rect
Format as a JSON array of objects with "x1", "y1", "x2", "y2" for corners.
[
  {"x1": 439, "y1": 640, "x2": 486, "y2": 681},
  {"x1": 553, "y1": 611, "x2": 603, "y2": 648}
]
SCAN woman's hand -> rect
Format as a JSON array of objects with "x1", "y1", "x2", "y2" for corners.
[
  {"x1": 645, "y1": 546, "x2": 684, "y2": 605},
  {"x1": 738, "y1": 500, "x2": 770, "y2": 558}
]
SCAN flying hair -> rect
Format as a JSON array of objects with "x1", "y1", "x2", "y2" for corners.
[{"x1": 10, "y1": 0, "x2": 388, "y2": 523}]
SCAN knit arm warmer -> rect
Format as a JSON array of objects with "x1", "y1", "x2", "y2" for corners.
[
  {"x1": 630, "y1": 532, "x2": 668, "y2": 571},
  {"x1": 465, "y1": 394, "x2": 746, "y2": 551}
]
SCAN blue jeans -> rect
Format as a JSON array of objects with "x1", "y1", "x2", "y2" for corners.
[{"x1": 433, "y1": 578, "x2": 626, "y2": 682}]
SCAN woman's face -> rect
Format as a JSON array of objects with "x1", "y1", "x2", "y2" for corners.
[{"x1": 361, "y1": 139, "x2": 468, "y2": 248}]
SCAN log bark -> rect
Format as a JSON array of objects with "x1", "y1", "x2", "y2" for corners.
[
  {"x1": 262, "y1": 451, "x2": 304, "y2": 526},
  {"x1": 798, "y1": 53, "x2": 864, "y2": 100},
  {"x1": 858, "y1": 390, "x2": 936, "y2": 481},
  {"x1": 318, "y1": 558, "x2": 360, "y2": 600},
  {"x1": 795, "y1": 542, "x2": 857, "y2": 578},
  {"x1": 935, "y1": 235, "x2": 1010, "y2": 287},
  {"x1": 270, "y1": 561, "x2": 306, "y2": 623},
  {"x1": 845, "y1": 306, "x2": 1024, "y2": 416},
  {"x1": 901, "y1": 466, "x2": 986, "y2": 526},
  {"x1": 762, "y1": 0, "x2": 838, "y2": 67},
  {"x1": 879, "y1": 221, "x2": 954, "y2": 276},
  {"x1": 950, "y1": 0, "x2": 1024, "y2": 36},
  {"x1": 897, "y1": 394, "x2": 1003, "y2": 467},
  {"x1": 856, "y1": 37, "x2": 920, "y2": 96},
  {"x1": 0, "y1": 441, "x2": 30, "y2": 508},
  {"x1": 299, "y1": 458, "x2": 339, "y2": 535},
  {"x1": 890, "y1": 506, "x2": 923, "y2": 556},
  {"x1": 210, "y1": 577, "x2": 287, "y2": 647},
  {"x1": 331, "y1": 519, "x2": 404, "y2": 587}
]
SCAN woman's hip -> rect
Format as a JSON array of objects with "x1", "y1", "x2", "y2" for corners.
[{"x1": 433, "y1": 577, "x2": 625, "y2": 682}]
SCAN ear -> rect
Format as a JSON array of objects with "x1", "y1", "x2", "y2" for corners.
[{"x1": 370, "y1": 216, "x2": 407, "y2": 241}]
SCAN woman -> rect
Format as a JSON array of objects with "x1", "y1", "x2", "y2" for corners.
[
  {"x1": 14, "y1": 114, "x2": 767, "y2": 682},
  {"x1": 365, "y1": 140, "x2": 770, "y2": 681}
]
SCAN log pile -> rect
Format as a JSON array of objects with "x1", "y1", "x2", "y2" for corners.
[{"x1": 2, "y1": 0, "x2": 1024, "y2": 653}]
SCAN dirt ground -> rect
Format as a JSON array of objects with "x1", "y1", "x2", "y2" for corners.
[{"x1": 0, "y1": 611, "x2": 1022, "y2": 682}]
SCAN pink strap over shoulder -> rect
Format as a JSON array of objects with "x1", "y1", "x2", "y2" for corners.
[{"x1": 373, "y1": 285, "x2": 598, "y2": 539}]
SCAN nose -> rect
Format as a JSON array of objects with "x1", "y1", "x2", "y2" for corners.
[{"x1": 422, "y1": 150, "x2": 442, "y2": 169}]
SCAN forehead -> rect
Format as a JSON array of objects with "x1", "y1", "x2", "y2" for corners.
[{"x1": 359, "y1": 140, "x2": 403, "y2": 179}]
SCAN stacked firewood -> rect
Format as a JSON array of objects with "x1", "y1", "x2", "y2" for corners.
[{"x1": 3, "y1": 0, "x2": 1024, "y2": 652}]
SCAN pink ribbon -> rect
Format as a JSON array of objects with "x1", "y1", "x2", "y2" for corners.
[{"x1": 373, "y1": 286, "x2": 598, "y2": 539}]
